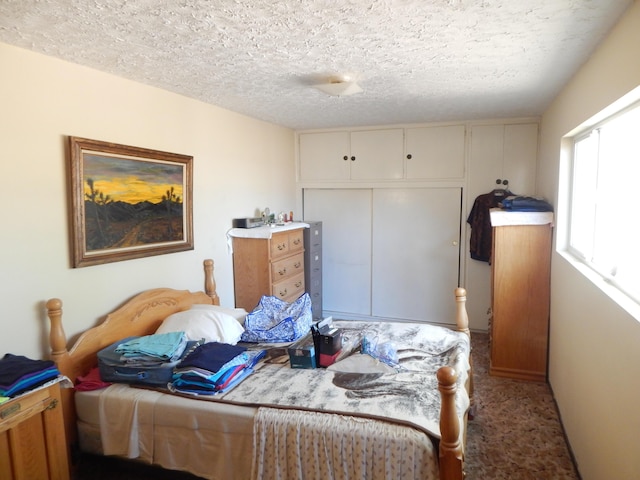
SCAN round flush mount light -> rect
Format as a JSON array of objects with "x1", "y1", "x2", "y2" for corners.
[{"x1": 313, "y1": 74, "x2": 363, "y2": 97}]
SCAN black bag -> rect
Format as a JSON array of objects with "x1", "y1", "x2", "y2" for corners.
[{"x1": 97, "y1": 336, "x2": 197, "y2": 387}]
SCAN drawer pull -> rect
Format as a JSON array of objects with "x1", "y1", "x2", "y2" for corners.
[
  {"x1": 294, "y1": 262, "x2": 301, "y2": 268},
  {"x1": 45, "y1": 398, "x2": 58, "y2": 411},
  {"x1": 0, "y1": 403, "x2": 20, "y2": 419},
  {"x1": 279, "y1": 288, "x2": 287, "y2": 297},
  {"x1": 277, "y1": 243, "x2": 286, "y2": 251},
  {"x1": 292, "y1": 238, "x2": 301, "y2": 245},
  {"x1": 295, "y1": 281, "x2": 302, "y2": 288},
  {"x1": 278, "y1": 267, "x2": 287, "y2": 276}
]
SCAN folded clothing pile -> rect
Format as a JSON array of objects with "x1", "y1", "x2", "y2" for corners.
[
  {"x1": 169, "y1": 342, "x2": 265, "y2": 395},
  {"x1": 501, "y1": 196, "x2": 553, "y2": 212},
  {"x1": 97, "y1": 332, "x2": 196, "y2": 387},
  {"x1": 115, "y1": 331, "x2": 188, "y2": 366},
  {"x1": 0, "y1": 354, "x2": 60, "y2": 397}
]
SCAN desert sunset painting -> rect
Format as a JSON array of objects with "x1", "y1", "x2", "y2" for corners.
[{"x1": 82, "y1": 153, "x2": 186, "y2": 252}]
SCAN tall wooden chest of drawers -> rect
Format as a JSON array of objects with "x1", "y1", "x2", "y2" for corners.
[
  {"x1": 0, "y1": 381, "x2": 70, "y2": 480},
  {"x1": 489, "y1": 210, "x2": 553, "y2": 382},
  {"x1": 303, "y1": 221, "x2": 323, "y2": 321},
  {"x1": 231, "y1": 224, "x2": 306, "y2": 311}
]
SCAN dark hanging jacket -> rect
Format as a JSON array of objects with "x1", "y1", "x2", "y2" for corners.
[{"x1": 467, "y1": 191, "x2": 508, "y2": 262}]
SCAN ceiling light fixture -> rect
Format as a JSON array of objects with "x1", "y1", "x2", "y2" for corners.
[{"x1": 313, "y1": 75, "x2": 363, "y2": 97}]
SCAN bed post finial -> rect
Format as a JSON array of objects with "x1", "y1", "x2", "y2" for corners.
[
  {"x1": 454, "y1": 287, "x2": 470, "y2": 337},
  {"x1": 437, "y1": 365, "x2": 464, "y2": 480},
  {"x1": 46, "y1": 298, "x2": 68, "y2": 359},
  {"x1": 203, "y1": 259, "x2": 220, "y2": 305}
]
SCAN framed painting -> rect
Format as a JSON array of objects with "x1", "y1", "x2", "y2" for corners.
[{"x1": 68, "y1": 136, "x2": 194, "y2": 267}]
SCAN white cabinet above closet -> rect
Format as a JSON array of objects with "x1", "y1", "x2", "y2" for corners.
[
  {"x1": 405, "y1": 125, "x2": 466, "y2": 179},
  {"x1": 468, "y1": 123, "x2": 538, "y2": 197},
  {"x1": 298, "y1": 125, "x2": 465, "y2": 182},
  {"x1": 299, "y1": 129, "x2": 403, "y2": 181}
]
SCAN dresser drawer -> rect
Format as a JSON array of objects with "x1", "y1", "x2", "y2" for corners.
[
  {"x1": 288, "y1": 228, "x2": 304, "y2": 253},
  {"x1": 270, "y1": 232, "x2": 290, "y2": 258},
  {"x1": 272, "y1": 272, "x2": 305, "y2": 302},
  {"x1": 270, "y1": 229, "x2": 304, "y2": 259},
  {"x1": 0, "y1": 387, "x2": 51, "y2": 433},
  {"x1": 271, "y1": 252, "x2": 304, "y2": 282}
]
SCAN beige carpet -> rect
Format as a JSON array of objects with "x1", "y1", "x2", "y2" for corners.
[{"x1": 465, "y1": 332, "x2": 580, "y2": 479}]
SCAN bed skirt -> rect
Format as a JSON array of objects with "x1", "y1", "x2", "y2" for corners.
[{"x1": 252, "y1": 406, "x2": 439, "y2": 480}]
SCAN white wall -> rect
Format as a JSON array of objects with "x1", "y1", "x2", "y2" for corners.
[
  {"x1": 538, "y1": 3, "x2": 640, "y2": 479},
  {"x1": 1, "y1": 43, "x2": 296, "y2": 359}
]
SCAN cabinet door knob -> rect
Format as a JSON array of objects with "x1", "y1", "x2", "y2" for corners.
[
  {"x1": 350, "y1": 156, "x2": 356, "y2": 161},
  {"x1": 343, "y1": 156, "x2": 348, "y2": 161},
  {"x1": 407, "y1": 154, "x2": 412, "y2": 159}
]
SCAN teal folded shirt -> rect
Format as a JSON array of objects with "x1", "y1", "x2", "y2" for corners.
[{"x1": 115, "y1": 331, "x2": 187, "y2": 360}]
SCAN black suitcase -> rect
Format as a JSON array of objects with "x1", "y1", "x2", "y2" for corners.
[{"x1": 97, "y1": 336, "x2": 198, "y2": 387}]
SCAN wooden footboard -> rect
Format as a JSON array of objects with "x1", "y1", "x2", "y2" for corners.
[{"x1": 46, "y1": 260, "x2": 470, "y2": 480}]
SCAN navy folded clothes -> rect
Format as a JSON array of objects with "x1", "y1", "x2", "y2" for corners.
[
  {"x1": 0, "y1": 354, "x2": 60, "y2": 397},
  {"x1": 502, "y1": 196, "x2": 553, "y2": 212},
  {"x1": 170, "y1": 344, "x2": 265, "y2": 395},
  {"x1": 176, "y1": 341, "x2": 247, "y2": 372}
]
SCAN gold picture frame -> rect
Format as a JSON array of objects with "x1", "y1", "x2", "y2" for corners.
[{"x1": 68, "y1": 136, "x2": 194, "y2": 267}]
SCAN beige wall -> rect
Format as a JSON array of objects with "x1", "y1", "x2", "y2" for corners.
[
  {"x1": 539, "y1": 2, "x2": 640, "y2": 479},
  {"x1": 1, "y1": 42, "x2": 295, "y2": 359}
]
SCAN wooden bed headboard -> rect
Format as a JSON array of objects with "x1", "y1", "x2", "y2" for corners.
[
  {"x1": 46, "y1": 259, "x2": 220, "y2": 450},
  {"x1": 47, "y1": 259, "x2": 220, "y2": 384}
]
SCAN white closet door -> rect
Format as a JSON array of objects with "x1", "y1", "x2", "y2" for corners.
[
  {"x1": 303, "y1": 189, "x2": 372, "y2": 315},
  {"x1": 372, "y1": 188, "x2": 461, "y2": 324}
]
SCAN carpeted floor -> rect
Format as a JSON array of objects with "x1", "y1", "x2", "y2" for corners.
[
  {"x1": 464, "y1": 333, "x2": 580, "y2": 479},
  {"x1": 76, "y1": 332, "x2": 580, "y2": 479}
]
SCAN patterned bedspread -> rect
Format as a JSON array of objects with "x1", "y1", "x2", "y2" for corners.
[{"x1": 218, "y1": 320, "x2": 471, "y2": 439}]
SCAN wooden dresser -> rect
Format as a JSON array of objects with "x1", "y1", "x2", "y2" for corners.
[
  {"x1": 230, "y1": 224, "x2": 306, "y2": 311},
  {"x1": 489, "y1": 210, "x2": 554, "y2": 382},
  {"x1": 0, "y1": 381, "x2": 70, "y2": 480}
]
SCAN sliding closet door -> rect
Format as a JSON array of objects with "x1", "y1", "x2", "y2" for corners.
[
  {"x1": 303, "y1": 189, "x2": 372, "y2": 316},
  {"x1": 372, "y1": 188, "x2": 462, "y2": 324}
]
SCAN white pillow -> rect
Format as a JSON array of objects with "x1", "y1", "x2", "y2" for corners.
[
  {"x1": 156, "y1": 306, "x2": 245, "y2": 345},
  {"x1": 189, "y1": 304, "x2": 248, "y2": 325}
]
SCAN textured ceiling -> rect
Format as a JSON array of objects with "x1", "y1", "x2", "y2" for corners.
[{"x1": 0, "y1": 0, "x2": 633, "y2": 130}]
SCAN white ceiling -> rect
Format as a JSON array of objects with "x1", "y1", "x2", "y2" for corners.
[{"x1": 0, "y1": 0, "x2": 633, "y2": 130}]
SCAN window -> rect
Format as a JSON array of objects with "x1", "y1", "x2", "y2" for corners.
[{"x1": 568, "y1": 100, "x2": 640, "y2": 304}]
